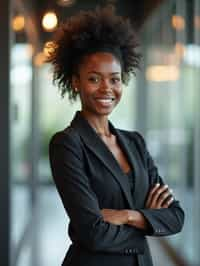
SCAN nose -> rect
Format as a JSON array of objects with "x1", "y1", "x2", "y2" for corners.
[{"x1": 99, "y1": 78, "x2": 112, "y2": 93}]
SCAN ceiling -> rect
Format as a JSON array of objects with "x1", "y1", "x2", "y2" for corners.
[{"x1": 14, "y1": 0, "x2": 164, "y2": 53}]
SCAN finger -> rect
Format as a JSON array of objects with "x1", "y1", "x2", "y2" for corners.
[
  {"x1": 162, "y1": 196, "x2": 174, "y2": 208},
  {"x1": 151, "y1": 184, "x2": 169, "y2": 207},
  {"x1": 151, "y1": 185, "x2": 168, "y2": 208},
  {"x1": 146, "y1": 183, "x2": 160, "y2": 207},
  {"x1": 157, "y1": 189, "x2": 173, "y2": 208}
]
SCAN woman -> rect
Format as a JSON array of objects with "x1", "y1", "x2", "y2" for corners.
[{"x1": 48, "y1": 5, "x2": 184, "y2": 266}]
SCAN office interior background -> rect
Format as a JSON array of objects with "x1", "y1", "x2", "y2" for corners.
[{"x1": 0, "y1": 0, "x2": 200, "y2": 265}]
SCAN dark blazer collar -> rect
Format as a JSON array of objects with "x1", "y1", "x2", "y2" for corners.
[{"x1": 70, "y1": 111, "x2": 140, "y2": 209}]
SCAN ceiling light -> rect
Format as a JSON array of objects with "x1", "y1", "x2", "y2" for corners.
[
  {"x1": 172, "y1": 15, "x2": 185, "y2": 31},
  {"x1": 42, "y1": 12, "x2": 58, "y2": 32},
  {"x1": 146, "y1": 65, "x2": 179, "y2": 82},
  {"x1": 57, "y1": 0, "x2": 75, "y2": 7},
  {"x1": 12, "y1": 15, "x2": 25, "y2": 32}
]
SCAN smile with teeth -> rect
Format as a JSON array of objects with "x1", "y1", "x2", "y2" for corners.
[
  {"x1": 94, "y1": 97, "x2": 115, "y2": 108},
  {"x1": 95, "y1": 98, "x2": 115, "y2": 104}
]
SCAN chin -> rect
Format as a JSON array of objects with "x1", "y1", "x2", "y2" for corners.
[
  {"x1": 97, "y1": 111, "x2": 113, "y2": 117},
  {"x1": 94, "y1": 107, "x2": 114, "y2": 116}
]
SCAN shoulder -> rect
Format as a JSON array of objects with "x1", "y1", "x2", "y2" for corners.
[
  {"x1": 49, "y1": 126, "x2": 84, "y2": 162},
  {"x1": 49, "y1": 125, "x2": 81, "y2": 148}
]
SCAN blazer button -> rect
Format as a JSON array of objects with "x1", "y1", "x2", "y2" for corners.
[
  {"x1": 133, "y1": 248, "x2": 138, "y2": 253},
  {"x1": 125, "y1": 249, "x2": 129, "y2": 255}
]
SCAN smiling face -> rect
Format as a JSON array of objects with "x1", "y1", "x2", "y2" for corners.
[{"x1": 72, "y1": 52, "x2": 122, "y2": 118}]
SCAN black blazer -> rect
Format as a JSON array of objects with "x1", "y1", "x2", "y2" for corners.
[{"x1": 49, "y1": 111, "x2": 184, "y2": 266}]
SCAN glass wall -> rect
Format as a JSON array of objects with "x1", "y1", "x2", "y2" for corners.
[
  {"x1": 10, "y1": 43, "x2": 33, "y2": 266},
  {"x1": 141, "y1": 0, "x2": 200, "y2": 264},
  {"x1": 10, "y1": 3, "x2": 38, "y2": 266},
  {"x1": 9, "y1": 4, "x2": 139, "y2": 265},
  {"x1": 8, "y1": 0, "x2": 200, "y2": 265}
]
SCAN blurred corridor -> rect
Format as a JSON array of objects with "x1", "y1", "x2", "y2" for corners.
[{"x1": 1, "y1": 0, "x2": 200, "y2": 265}]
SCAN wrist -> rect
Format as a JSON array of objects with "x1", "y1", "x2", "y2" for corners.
[
  {"x1": 126, "y1": 210, "x2": 148, "y2": 230},
  {"x1": 126, "y1": 210, "x2": 135, "y2": 223}
]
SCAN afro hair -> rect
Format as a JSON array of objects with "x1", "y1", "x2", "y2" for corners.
[{"x1": 47, "y1": 5, "x2": 141, "y2": 101}]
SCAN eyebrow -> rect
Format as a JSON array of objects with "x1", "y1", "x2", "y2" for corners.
[{"x1": 87, "y1": 71, "x2": 121, "y2": 75}]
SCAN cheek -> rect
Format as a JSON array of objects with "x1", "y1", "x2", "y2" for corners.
[
  {"x1": 79, "y1": 83, "x2": 98, "y2": 103},
  {"x1": 79, "y1": 81, "x2": 93, "y2": 95},
  {"x1": 115, "y1": 85, "x2": 123, "y2": 101}
]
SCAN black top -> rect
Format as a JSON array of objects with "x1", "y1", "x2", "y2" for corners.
[
  {"x1": 125, "y1": 169, "x2": 139, "y2": 265},
  {"x1": 126, "y1": 169, "x2": 135, "y2": 199}
]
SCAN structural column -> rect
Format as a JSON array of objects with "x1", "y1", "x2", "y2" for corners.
[
  {"x1": 194, "y1": 0, "x2": 200, "y2": 263},
  {"x1": 0, "y1": 0, "x2": 11, "y2": 266}
]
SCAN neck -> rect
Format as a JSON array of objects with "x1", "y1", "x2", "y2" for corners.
[{"x1": 80, "y1": 110, "x2": 111, "y2": 137}]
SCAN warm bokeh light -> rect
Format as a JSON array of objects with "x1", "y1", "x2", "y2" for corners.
[
  {"x1": 42, "y1": 12, "x2": 58, "y2": 32},
  {"x1": 57, "y1": 0, "x2": 75, "y2": 7},
  {"x1": 12, "y1": 15, "x2": 25, "y2": 32},
  {"x1": 43, "y1": 41, "x2": 57, "y2": 59},
  {"x1": 146, "y1": 65, "x2": 180, "y2": 82},
  {"x1": 172, "y1": 15, "x2": 185, "y2": 31},
  {"x1": 34, "y1": 52, "x2": 46, "y2": 67},
  {"x1": 175, "y1": 42, "x2": 186, "y2": 60},
  {"x1": 27, "y1": 44, "x2": 34, "y2": 58}
]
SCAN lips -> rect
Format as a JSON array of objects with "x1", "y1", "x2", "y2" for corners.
[
  {"x1": 94, "y1": 97, "x2": 115, "y2": 107},
  {"x1": 95, "y1": 96, "x2": 115, "y2": 100},
  {"x1": 96, "y1": 98, "x2": 114, "y2": 102}
]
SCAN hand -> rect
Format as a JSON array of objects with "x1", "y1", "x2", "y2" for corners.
[
  {"x1": 145, "y1": 183, "x2": 174, "y2": 209},
  {"x1": 101, "y1": 209, "x2": 128, "y2": 225},
  {"x1": 126, "y1": 210, "x2": 149, "y2": 230}
]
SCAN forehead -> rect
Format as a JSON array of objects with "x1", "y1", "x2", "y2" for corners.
[{"x1": 79, "y1": 52, "x2": 122, "y2": 74}]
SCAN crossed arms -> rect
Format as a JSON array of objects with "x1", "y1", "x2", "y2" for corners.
[{"x1": 49, "y1": 131, "x2": 184, "y2": 254}]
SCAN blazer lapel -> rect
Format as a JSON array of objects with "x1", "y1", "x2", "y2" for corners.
[
  {"x1": 112, "y1": 127, "x2": 143, "y2": 203},
  {"x1": 70, "y1": 111, "x2": 135, "y2": 209},
  {"x1": 109, "y1": 124, "x2": 141, "y2": 179}
]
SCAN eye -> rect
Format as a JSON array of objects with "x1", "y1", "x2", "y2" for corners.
[
  {"x1": 88, "y1": 76, "x2": 100, "y2": 83},
  {"x1": 110, "y1": 77, "x2": 121, "y2": 84}
]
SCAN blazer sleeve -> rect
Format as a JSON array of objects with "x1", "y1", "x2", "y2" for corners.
[
  {"x1": 133, "y1": 132, "x2": 185, "y2": 237},
  {"x1": 49, "y1": 130, "x2": 145, "y2": 254}
]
